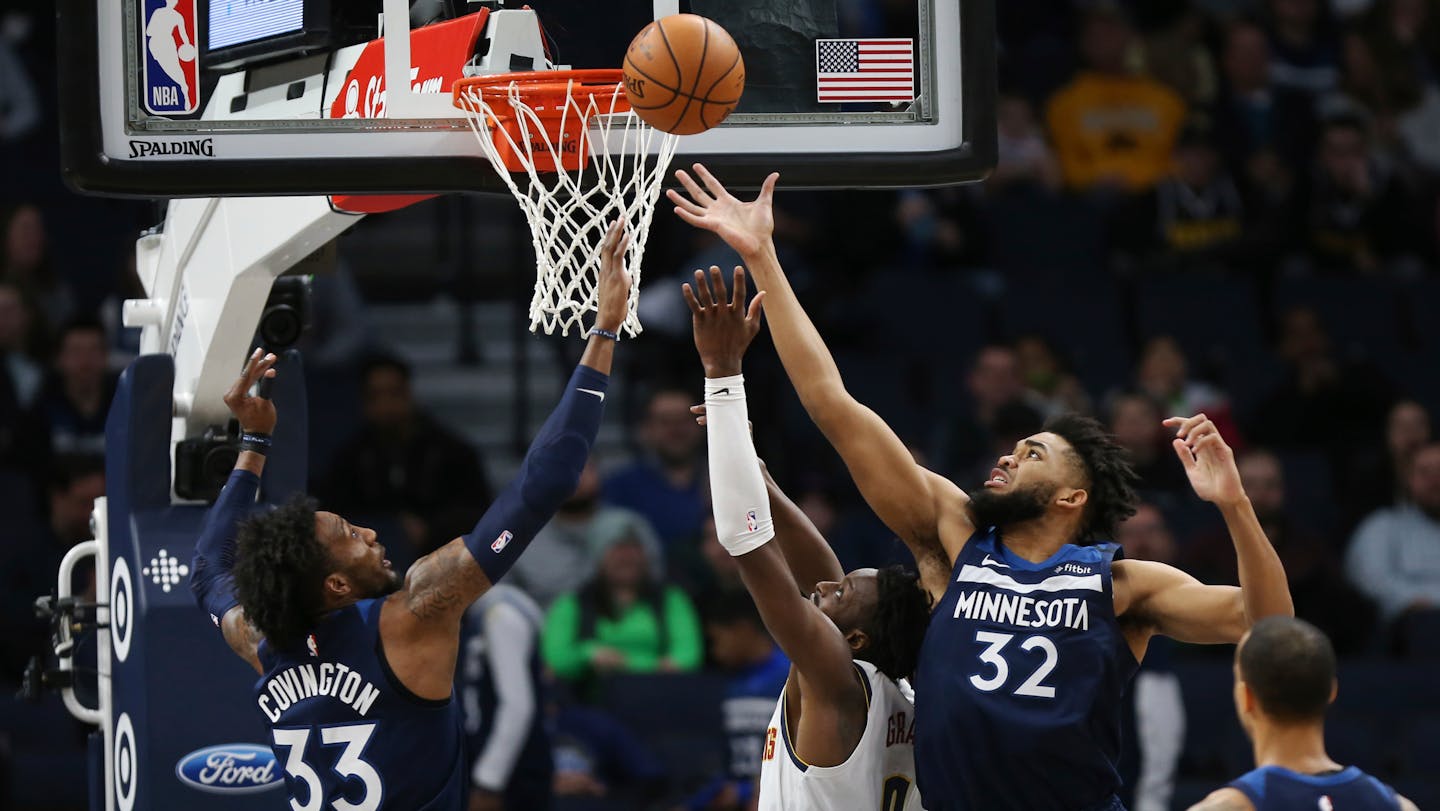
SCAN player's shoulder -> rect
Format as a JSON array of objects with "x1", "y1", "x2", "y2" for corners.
[{"x1": 1186, "y1": 786, "x2": 1254, "y2": 811}]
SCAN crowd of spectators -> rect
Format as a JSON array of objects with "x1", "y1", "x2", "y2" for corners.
[{"x1": 4, "y1": 0, "x2": 1440, "y2": 807}]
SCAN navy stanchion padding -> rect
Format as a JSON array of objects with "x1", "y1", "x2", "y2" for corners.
[{"x1": 98, "y1": 351, "x2": 307, "y2": 811}]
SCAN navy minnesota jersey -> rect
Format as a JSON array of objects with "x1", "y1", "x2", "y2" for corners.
[
  {"x1": 1229, "y1": 765, "x2": 1400, "y2": 810},
  {"x1": 913, "y1": 527, "x2": 1138, "y2": 811},
  {"x1": 255, "y1": 598, "x2": 465, "y2": 811}
]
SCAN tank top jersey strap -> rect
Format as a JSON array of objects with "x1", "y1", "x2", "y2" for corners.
[
  {"x1": 1228, "y1": 765, "x2": 1401, "y2": 810},
  {"x1": 758, "y1": 660, "x2": 924, "y2": 811},
  {"x1": 913, "y1": 526, "x2": 1138, "y2": 811},
  {"x1": 254, "y1": 598, "x2": 466, "y2": 811}
]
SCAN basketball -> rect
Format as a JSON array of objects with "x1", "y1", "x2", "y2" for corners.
[
  {"x1": 622, "y1": 14, "x2": 745, "y2": 136},
  {"x1": 178, "y1": 44, "x2": 196, "y2": 61}
]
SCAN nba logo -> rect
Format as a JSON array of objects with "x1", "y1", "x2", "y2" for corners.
[
  {"x1": 491, "y1": 531, "x2": 513, "y2": 553},
  {"x1": 306, "y1": 634, "x2": 319, "y2": 658},
  {"x1": 140, "y1": 0, "x2": 200, "y2": 115},
  {"x1": 746, "y1": 510, "x2": 758, "y2": 532}
]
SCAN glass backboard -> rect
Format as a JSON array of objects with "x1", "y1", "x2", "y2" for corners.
[{"x1": 59, "y1": 0, "x2": 996, "y2": 197}]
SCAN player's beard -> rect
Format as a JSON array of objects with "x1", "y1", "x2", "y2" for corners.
[{"x1": 968, "y1": 480, "x2": 1056, "y2": 529}]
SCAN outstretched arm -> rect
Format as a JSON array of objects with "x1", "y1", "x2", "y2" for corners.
[
  {"x1": 1117, "y1": 415, "x2": 1292, "y2": 646},
  {"x1": 190, "y1": 348, "x2": 278, "y2": 674},
  {"x1": 668, "y1": 167, "x2": 967, "y2": 583},
  {"x1": 688, "y1": 267, "x2": 862, "y2": 714}
]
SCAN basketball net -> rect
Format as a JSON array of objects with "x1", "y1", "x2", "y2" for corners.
[{"x1": 454, "y1": 71, "x2": 680, "y2": 337}]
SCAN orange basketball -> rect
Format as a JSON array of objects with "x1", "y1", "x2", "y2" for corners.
[{"x1": 622, "y1": 14, "x2": 745, "y2": 136}]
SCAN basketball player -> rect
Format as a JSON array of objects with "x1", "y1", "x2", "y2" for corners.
[
  {"x1": 667, "y1": 166, "x2": 1294, "y2": 811},
  {"x1": 1189, "y1": 616, "x2": 1418, "y2": 811},
  {"x1": 188, "y1": 223, "x2": 631, "y2": 811},
  {"x1": 684, "y1": 265, "x2": 930, "y2": 809}
]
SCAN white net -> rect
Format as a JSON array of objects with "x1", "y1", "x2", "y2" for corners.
[{"x1": 455, "y1": 76, "x2": 680, "y2": 337}]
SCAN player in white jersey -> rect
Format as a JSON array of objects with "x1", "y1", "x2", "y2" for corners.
[{"x1": 684, "y1": 266, "x2": 931, "y2": 811}]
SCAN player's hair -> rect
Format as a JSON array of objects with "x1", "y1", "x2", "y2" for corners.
[
  {"x1": 1043, "y1": 413, "x2": 1140, "y2": 541},
  {"x1": 854, "y1": 565, "x2": 933, "y2": 682},
  {"x1": 231, "y1": 494, "x2": 329, "y2": 651},
  {"x1": 1239, "y1": 616, "x2": 1336, "y2": 723}
]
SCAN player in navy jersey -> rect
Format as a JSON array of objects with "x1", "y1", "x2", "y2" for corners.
[
  {"x1": 667, "y1": 166, "x2": 1294, "y2": 811},
  {"x1": 1190, "y1": 617, "x2": 1418, "y2": 811},
  {"x1": 188, "y1": 223, "x2": 632, "y2": 811}
]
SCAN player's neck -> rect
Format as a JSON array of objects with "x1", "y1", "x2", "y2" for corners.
[
  {"x1": 1001, "y1": 515, "x2": 1075, "y2": 563},
  {"x1": 1252, "y1": 720, "x2": 1342, "y2": 776}
]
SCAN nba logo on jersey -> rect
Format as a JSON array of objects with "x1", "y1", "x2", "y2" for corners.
[
  {"x1": 1318, "y1": 797, "x2": 1334, "y2": 811},
  {"x1": 140, "y1": 0, "x2": 200, "y2": 115},
  {"x1": 491, "y1": 531, "x2": 513, "y2": 553},
  {"x1": 746, "y1": 510, "x2": 759, "y2": 532}
]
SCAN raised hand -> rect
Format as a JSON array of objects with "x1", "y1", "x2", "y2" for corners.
[
  {"x1": 594, "y1": 219, "x2": 634, "y2": 333},
  {"x1": 666, "y1": 164, "x2": 778, "y2": 258},
  {"x1": 683, "y1": 265, "x2": 766, "y2": 378},
  {"x1": 224, "y1": 348, "x2": 279, "y2": 434},
  {"x1": 1165, "y1": 414, "x2": 1244, "y2": 507}
]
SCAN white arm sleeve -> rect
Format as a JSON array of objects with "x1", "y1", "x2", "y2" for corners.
[
  {"x1": 471, "y1": 602, "x2": 538, "y2": 791},
  {"x1": 705, "y1": 374, "x2": 775, "y2": 556}
]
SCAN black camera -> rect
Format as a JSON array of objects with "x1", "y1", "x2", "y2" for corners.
[
  {"x1": 174, "y1": 424, "x2": 240, "y2": 502},
  {"x1": 258, "y1": 275, "x2": 311, "y2": 350}
]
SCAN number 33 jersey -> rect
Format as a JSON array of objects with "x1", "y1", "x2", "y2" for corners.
[
  {"x1": 913, "y1": 528, "x2": 1138, "y2": 811},
  {"x1": 254, "y1": 598, "x2": 466, "y2": 811},
  {"x1": 758, "y1": 659, "x2": 926, "y2": 811}
]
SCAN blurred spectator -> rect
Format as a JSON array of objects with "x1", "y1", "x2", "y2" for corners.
[
  {"x1": 1251, "y1": 307, "x2": 1396, "y2": 462},
  {"x1": 603, "y1": 387, "x2": 709, "y2": 551},
  {"x1": 0, "y1": 456, "x2": 103, "y2": 681},
  {"x1": 893, "y1": 188, "x2": 989, "y2": 269},
  {"x1": 989, "y1": 94, "x2": 1062, "y2": 192},
  {"x1": 0, "y1": 34, "x2": 39, "y2": 143},
  {"x1": 1114, "y1": 505, "x2": 1184, "y2": 811},
  {"x1": 1263, "y1": 0, "x2": 1342, "y2": 98},
  {"x1": 684, "y1": 591, "x2": 788, "y2": 811},
  {"x1": 294, "y1": 262, "x2": 371, "y2": 371},
  {"x1": 1045, "y1": 5, "x2": 1186, "y2": 192},
  {"x1": 1345, "y1": 0, "x2": 1440, "y2": 170},
  {"x1": 1, "y1": 204, "x2": 73, "y2": 330},
  {"x1": 1111, "y1": 118, "x2": 1248, "y2": 276},
  {"x1": 1212, "y1": 20, "x2": 1315, "y2": 203},
  {"x1": 550, "y1": 700, "x2": 667, "y2": 804},
  {"x1": 1186, "y1": 449, "x2": 1377, "y2": 654},
  {"x1": 541, "y1": 534, "x2": 703, "y2": 694},
  {"x1": 942, "y1": 345, "x2": 1046, "y2": 476},
  {"x1": 1339, "y1": 398, "x2": 1432, "y2": 533},
  {"x1": 1127, "y1": 2, "x2": 1218, "y2": 108},
  {"x1": 0, "y1": 280, "x2": 42, "y2": 409},
  {"x1": 509, "y1": 459, "x2": 665, "y2": 609},
  {"x1": 38, "y1": 319, "x2": 114, "y2": 457},
  {"x1": 1302, "y1": 112, "x2": 1427, "y2": 275},
  {"x1": 1014, "y1": 334, "x2": 1092, "y2": 418},
  {"x1": 0, "y1": 280, "x2": 47, "y2": 477},
  {"x1": 692, "y1": 516, "x2": 744, "y2": 615},
  {"x1": 1134, "y1": 336, "x2": 1243, "y2": 448},
  {"x1": 319, "y1": 354, "x2": 491, "y2": 561},
  {"x1": 1345, "y1": 442, "x2": 1440, "y2": 626},
  {"x1": 1107, "y1": 391, "x2": 1189, "y2": 495},
  {"x1": 458, "y1": 584, "x2": 552, "y2": 811}
]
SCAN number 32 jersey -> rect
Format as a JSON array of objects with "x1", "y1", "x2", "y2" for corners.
[
  {"x1": 913, "y1": 528, "x2": 1138, "y2": 811},
  {"x1": 254, "y1": 598, "x2": 466, "y2": 811},
  {"x1": 758, "y1": 660, "x2": 926, "y2": 811}
]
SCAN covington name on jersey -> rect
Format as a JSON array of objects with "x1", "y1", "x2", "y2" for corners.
[
  {"x1": 258, "y1": 662, "x2": 382, "y2": 722},
  {"x1": 951, "y1": 590, "x2": 1090, "y2": 631}
]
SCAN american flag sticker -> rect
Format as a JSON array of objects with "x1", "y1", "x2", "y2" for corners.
[{"x1": 815, "y1": 38, "x2": 915, "y2": 104}]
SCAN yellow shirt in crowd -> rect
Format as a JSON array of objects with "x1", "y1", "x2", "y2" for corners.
[{"x1": 1046, "y1": 71, "x2": 1187, "y2": 192}]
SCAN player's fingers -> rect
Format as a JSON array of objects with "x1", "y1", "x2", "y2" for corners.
[
  {"x1": 1171, "y1": 438, "x2": 1197, "y2": 468},
  {"x1": 709, "y1": 266, "x2": 727, "y2": 307},
  {"x1": 666, "y1": 188, "x2": 707, "y2": 217},
  {"x1": 732, "y1": 266, "x2": 747, "y2": 309},
  {"x1": 690, "y1": 404, "x2": 706, "y2": 415},
  {"x1": 682, "y1": 283, "x2": 703, "y2": 315},
  {"x1": 747, "y1": 290, "x2": 766, "y2": 322},
  {"x1": 227, "y1": 348, "x2": 263, "y2": 401},
  {"x1": 672, "y1": 206, "x2": 706, "y2": 230},
  {"x1": 693, "y1": 269, "x2": 715, "y2": 308},
  {"x1": 693, "y1": 163, "x2": 727, "y2": 200},
  {"x1": 674, "y1": 169, "x2": 713, "y2": 204},
  {"x1": 759, "y1": 172, "x2": 780, "y2": 203},
  {"x1": 1171, "y1": 413, "x2": 1209, "y2": 439}
]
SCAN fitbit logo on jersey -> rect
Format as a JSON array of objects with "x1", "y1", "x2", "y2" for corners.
[
  {"x1": 175, "y1": 744, "x2": 283, "y2": 793},
  {"x1": 128, "y1": 138, "x2": 215, "y2": 158},
  {"x1": 1054, "y1": 563, "x2": 1091, "y2": 576}
]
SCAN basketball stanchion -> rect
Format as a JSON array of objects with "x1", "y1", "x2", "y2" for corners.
[{"x1": 453, "y1": 70, "x2": 680, "y2": 338}]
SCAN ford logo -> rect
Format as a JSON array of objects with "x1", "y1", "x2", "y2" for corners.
[{"x1": 175, "y1": 744, "x2": 283, "y2": 794}]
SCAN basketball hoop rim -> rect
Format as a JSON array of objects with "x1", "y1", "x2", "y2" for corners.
[{"x1": 452, "y1": 69, "x2": 629, "y2": 110}]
